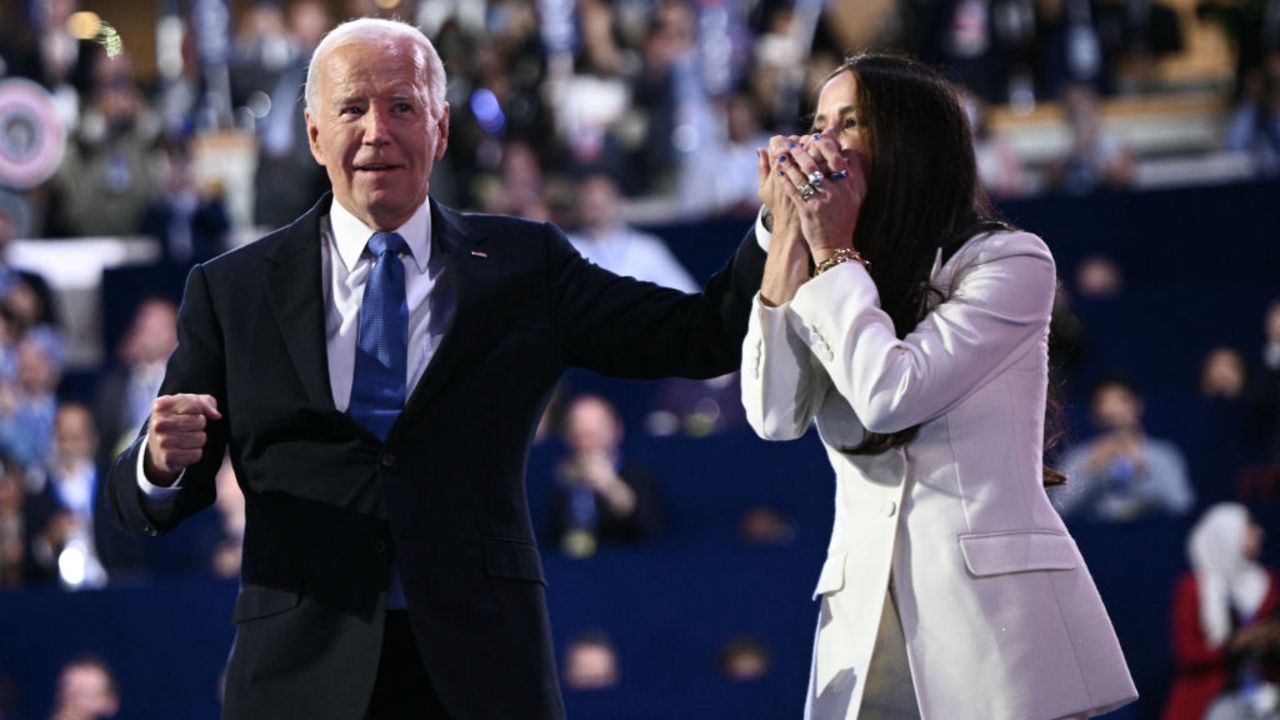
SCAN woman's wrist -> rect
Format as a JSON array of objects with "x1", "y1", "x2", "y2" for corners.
[{"x1": 810, "y1": 244, "x2": 853, "y2": 265}]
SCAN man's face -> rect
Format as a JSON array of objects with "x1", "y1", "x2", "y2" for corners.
[
  {"x1": 306, "y1": 36, "x2": 449, "y2": 231},
  {"x1": 577, "y1": 176, "x2": 620, "y2": 232},
  {"x1": 56, "y1": 406, "x2": 97, "y2": 463},
  {"x1": 1092, "y1": 385, "x2": 1142, "y2": 431},
  {"x1": 56, "y1": 665, "x2": 118, "y2": 718},
  {"x1": 565, "y1": 397, "x2": 621, "y2": 455}
]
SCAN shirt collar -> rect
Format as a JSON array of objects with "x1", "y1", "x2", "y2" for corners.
[{"x1": 328, "y1": 197, "x2": 432, "y2": 274}]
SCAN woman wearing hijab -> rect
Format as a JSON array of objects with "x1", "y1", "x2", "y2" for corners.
[
  {"x1": 741, "y1": 53, "x2": 1137, "y2": 719},
  {"x1": 1165, "y1": 503, "x2": 1280, "y2": 720}
]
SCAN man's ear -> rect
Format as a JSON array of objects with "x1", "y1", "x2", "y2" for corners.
[
  {"x1": 434, "y1": 102, "x2": 451, "y2": 160},
  {"x1": 305, "y1": 108, "x2": 325, "y2": 166}
]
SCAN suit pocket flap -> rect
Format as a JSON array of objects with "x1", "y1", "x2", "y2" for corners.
[
  {"x1": 231, "y1": 585, "x2": 302, "y2": 624},
  {"x1": 812, "y1": 553, "x2": 847, "y2": 600},
  {"x1": 483, "y1": 539, "x2": 546, "y2": 585},
  {"x1": 959, "y1": 530, "x2": 1079, "y2": 577}
]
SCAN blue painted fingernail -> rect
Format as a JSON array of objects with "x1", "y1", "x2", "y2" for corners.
[
  {"x1": 812, "y1": 133, "x2": 822, "y2": 141},
  {"x1": 789, "y1": 143, "x2": 798, "y2": 149},
  {"x1": 778, "y1": 170, "x2": 785, "y2": 176},
  {"x1": 779, "y1": 155, "x2": 788, "y2": 163},
  {"x1": 831, "y1": 169, "x2": 848, "y2": 180}
]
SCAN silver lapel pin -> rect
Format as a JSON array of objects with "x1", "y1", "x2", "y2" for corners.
[{"x1": 470, "y1": 250, "x2": 488, "y2": 258}]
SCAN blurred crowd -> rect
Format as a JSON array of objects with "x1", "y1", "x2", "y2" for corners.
[
  {"x1": 0, "y1": 0, "x2": 1276, "y2": 248},
  {"x1": 0, "y1": 0, "x2": 1278, "y2": 717}
]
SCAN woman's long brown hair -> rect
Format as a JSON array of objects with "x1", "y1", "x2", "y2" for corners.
[{"x1": 823, "y1": 54, "x2": 1065, "y2": 486}]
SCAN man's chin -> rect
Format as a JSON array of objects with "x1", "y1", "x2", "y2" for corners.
[{"x1": 353, "y1": 195, "x2": 419, "y2": 230}]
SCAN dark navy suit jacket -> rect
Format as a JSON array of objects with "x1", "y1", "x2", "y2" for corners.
[{"x1": 106, "y1": 194, "x2": 766, "y2": 719}]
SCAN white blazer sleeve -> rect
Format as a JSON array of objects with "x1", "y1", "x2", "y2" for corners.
[
  {"x1": 785, "y1": 232, "x2": 1056, "y2": 434},
  {"x1": 741, "y1": 294, "x2": 826, "y2": 440}
]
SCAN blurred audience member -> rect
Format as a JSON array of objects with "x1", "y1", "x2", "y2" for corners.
[
  {"x1": 630, "y1": 4, "x2": 689, "y2": 194},
  {"x1": 1057, "y1": 377, "x2": 1194, "y2": 521},
  {"x1": 0, "y1": 453, "x2": 34, "y2": 589},
  {"x1": 229, "y1": 2, "x2": 294, "y2": 102},
  {"x1": 568, "y1": 174, "x2": 697, "y2": 292},
  {"x1": 908, "y1": 0, "x2": 1029, "y2": 103},
  {"x1": 1248, "y1": 298, "x2": 1280, "y2": 465},
  {"x1": 958, "y1": 86, "x2": 1028, "y2": 198},
  {"x1": 1196, "y1": 0, "x2": 1280, "y2": 99},
  {"x1": 549, "y1": 394, "x2": 662, "y2": 557},
  {"x1": 50, "y1": 50, "x2": 160, "y2": 237},
  {"x1": 720, "y1": 636, "x2": 772, "y2": 681},
  {"x1": 738, "y1": 504, "x2": 795, "y2": 546},
  {"x1": 49, "y1": 655, "x2": 119, "y2": 720},
  {"x1": 94, "y1": 298, "x2": 177, "y2": 463},
  {"x1": 1196, "y1": 347, "x2": 1253, "y2": 507},
  {"x1": 682, "y1": 92, "x2": 772, "y2": 217},
  {"x1": 750, "y1": 5, "x2": 805, "y2": 127},
  {"x1": 1226, "y1": 56, "x2": 1280, "y2": 177},
  {"x1": 0, "y1": 333, "x2": 63, "y2": 470},
  {"x1": 1164, "y1": 503, "x2": 1280, "y2": 720},
  {"x1": 1074, "y1": 254, "x2": 1125, "y2": 299},
  {"x1": 1098, "y1": 0, "x2": 1185, "y2": 92},
  {"x1": 138, "y1": 144, "x2": 230, "y2": 266},
  {"x1": 250, "y1": 0, "x2": 333, "y2": 229},
  {"x1": 483, "y1": 140, "x2": 551, "y2": 222},
  {"x1": 562, "y1": 630, "x2": 620, "y2": 691},
  {"x1": 26, "y1": 403, "x2": 144, "y2": 589},
  {"x1": 1039, "y1": 0, "x2": 1112, "y2": 98},
  {"x1": 1205, "y1": 347, "x2": 1249, "y2": 400},
  {"x1": 4, "y1": 0, "x2": 96, "y2": 128},
  {"x1": 211, "y1": 458, "x2": 244, "y2": 579},
  {"x1": 551, "y1": 0, "x2": 637, "y2": 183},
  {"x1": 1046, "y1": 84, "x2": 1135, "y2": 195},
  {"x1": 0, "y1": 191, "x2": 58, "y2": 330}
]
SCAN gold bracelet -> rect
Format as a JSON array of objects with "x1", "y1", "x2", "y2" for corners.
[{"x1": 813, "y1": 248, "x2": 870, "y2": 277}]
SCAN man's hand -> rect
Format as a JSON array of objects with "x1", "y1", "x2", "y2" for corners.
[
  {"x1": 144, "y1": 394, "x2": 222, "y2": 486},
  {"x1": 573, "y1": 452, "x2": 637, "y2": 517}
]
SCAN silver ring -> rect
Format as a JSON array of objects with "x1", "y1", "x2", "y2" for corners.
[
  {"x1": 799, "y1": 183, "x2": 818, "y2": 201},
  {"x1": 807, "y1": 170, "x2": 824, "y2": 187}
]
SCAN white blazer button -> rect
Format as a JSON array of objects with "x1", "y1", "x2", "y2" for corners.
[{"x1": 882, "y1": 500, "x2": 897, "y2": 517}]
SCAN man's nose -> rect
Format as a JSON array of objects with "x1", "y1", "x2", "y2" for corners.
[{"x1": 361, "y1": 105, "x2": 391, "y2": 144}]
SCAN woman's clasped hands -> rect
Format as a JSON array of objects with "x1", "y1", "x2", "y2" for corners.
[{"x1": 756, "y1": 132, "x2": 869, "y2": 264}]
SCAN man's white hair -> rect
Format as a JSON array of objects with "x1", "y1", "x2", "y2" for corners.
[{"x1": 304, "y1": 17, "x2": 446, "y2": 116}]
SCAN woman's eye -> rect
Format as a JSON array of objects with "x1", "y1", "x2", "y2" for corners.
[{"x1": 844, "y1": 118, "x2": 859, "y2": 129}]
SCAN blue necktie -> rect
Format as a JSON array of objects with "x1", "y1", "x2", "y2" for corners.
[{"x1": 349, "y1": 232, "x2": 408, "y2": 441}]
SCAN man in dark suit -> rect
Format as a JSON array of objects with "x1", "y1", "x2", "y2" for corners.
[{"x1": 104, "y1": 18, "x2": 765, "y2": 720}]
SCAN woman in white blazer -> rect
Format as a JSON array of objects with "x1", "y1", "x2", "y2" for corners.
[{"x1": 741, "y1": 54, "x2": 1138, "y2": 720}]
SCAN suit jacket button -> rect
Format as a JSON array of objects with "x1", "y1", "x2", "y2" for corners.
[
  {"x1": 373, "y1": 537, "x2": 388, "y2": 554},
  {"x1": 380, "y1": 451, "x2": 397, "y2": 468}
]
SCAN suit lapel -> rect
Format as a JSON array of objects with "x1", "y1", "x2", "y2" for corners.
[
  {"x1": 398, "y1": 200, "x2": 501, "y2": 426},
  {"x1": 264, "y1": 195, "x2": 340, "y2": 414}
]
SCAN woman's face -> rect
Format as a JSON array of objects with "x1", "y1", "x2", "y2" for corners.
[{"x1": 812, "y1": 70, "x2": 869, "y2": 158}]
